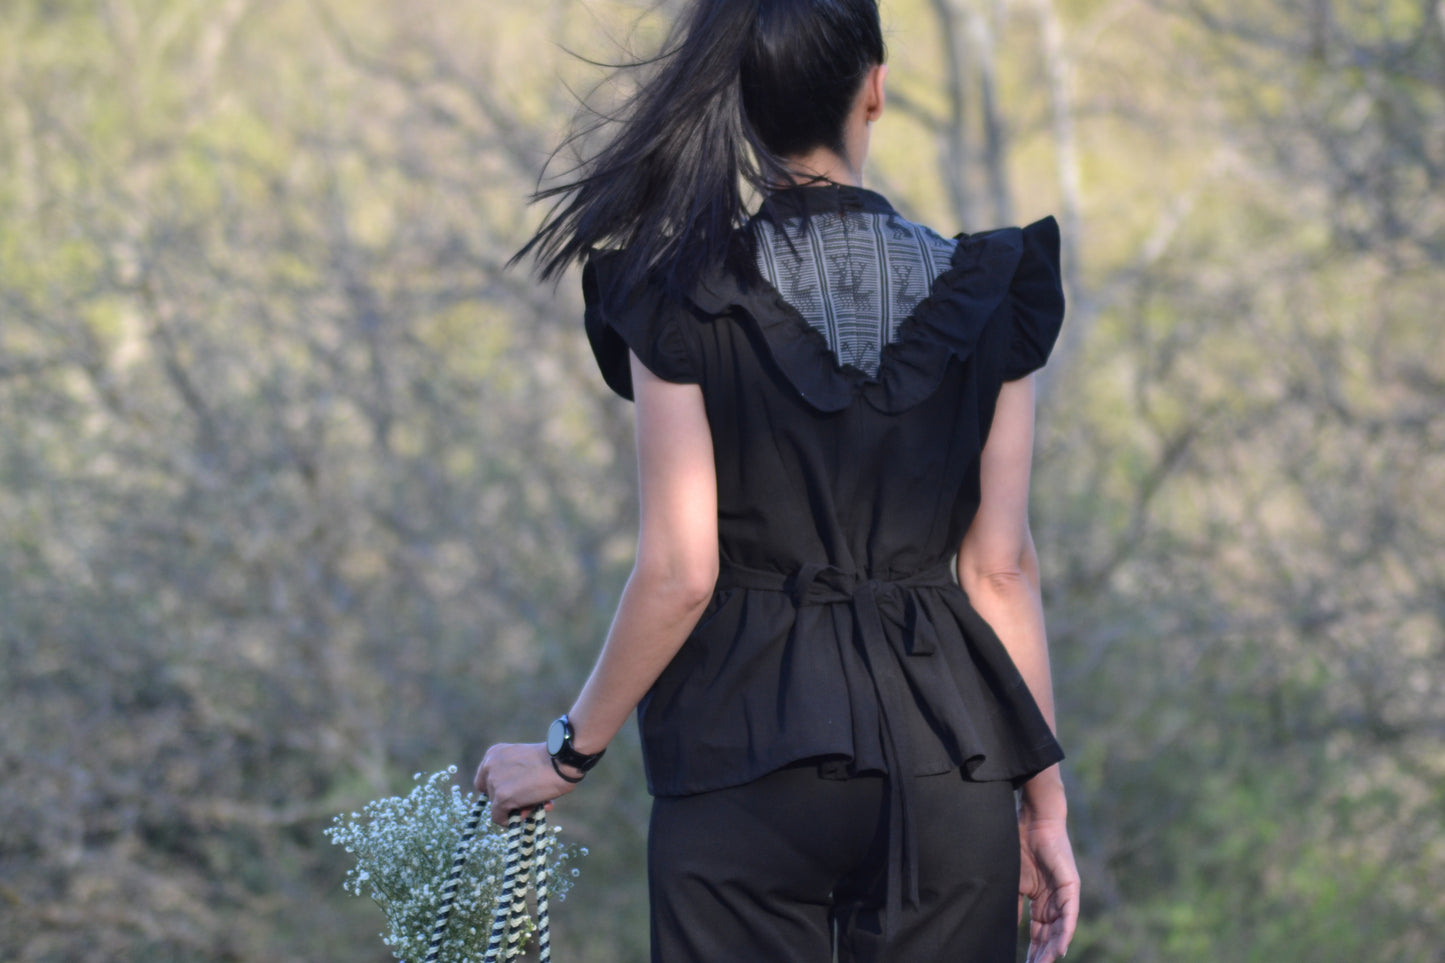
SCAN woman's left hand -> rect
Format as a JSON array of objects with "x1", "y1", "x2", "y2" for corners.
[
  {"x1": 1018, "y1": 809, "x2": 1080, "y2": 963},
  {"x1": 473, "y1": 742, "x2": 577, "y2": 826}
]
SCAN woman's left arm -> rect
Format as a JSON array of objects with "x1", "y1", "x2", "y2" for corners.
[
  {"x1": 957, "y1": 374, "x2": 1078, "y2": 963},
  {"x1": 474, "y1": 353, "x2": 718, "y2": 823}
]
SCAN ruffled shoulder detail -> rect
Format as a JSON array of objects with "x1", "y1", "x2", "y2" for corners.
[
  {"x1": 1001, "y1": 216, "x2": 1065, "y2": 380},
  {"x1": 690, "y1": 216, "x2": 1065, "y2": 413},
  {"x1": 583, "y1": 250, "x2": 700, "y2": 401}
]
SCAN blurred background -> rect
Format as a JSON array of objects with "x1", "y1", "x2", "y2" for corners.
[{"x1": 1, "y1": 0, "x2": 1441, "y2": 960}]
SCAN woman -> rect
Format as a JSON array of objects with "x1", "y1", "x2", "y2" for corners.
[{"x1": 475, "y1": 1, "x2": 1079, "y2": 960}]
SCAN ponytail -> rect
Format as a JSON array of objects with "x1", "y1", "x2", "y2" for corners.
[{"x1": 513, "y1": 0, "x2": 885, "y2": 300}]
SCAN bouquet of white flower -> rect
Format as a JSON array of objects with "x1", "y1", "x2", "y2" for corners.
[{"x1": 327, "y1": 766, "x2": 581, "y2": 963}]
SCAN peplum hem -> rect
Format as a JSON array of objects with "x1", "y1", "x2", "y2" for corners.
[{"x1": 637, "y1": 562, "x2": 1064, "y2": 799}]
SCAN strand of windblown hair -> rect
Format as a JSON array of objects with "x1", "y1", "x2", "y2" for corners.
[{"x1": 423, "y1": 794, "x2": 489, "y2": 963}]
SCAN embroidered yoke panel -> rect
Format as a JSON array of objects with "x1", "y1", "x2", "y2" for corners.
[{"x1": 752, "y1": 210, "x2": 960, "y2": 377}]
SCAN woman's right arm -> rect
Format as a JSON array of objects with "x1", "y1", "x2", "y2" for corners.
[
  {"x1": 474, "y1": 352, "x2": 717, "y2": 820},
  {"x1": 561, "y1": 353, "x2": 719, "y2": 757}
]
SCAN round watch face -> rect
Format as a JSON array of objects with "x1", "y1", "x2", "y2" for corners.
[{"x1": 546, "y1": 717, "x2": 568, "y2": 756}]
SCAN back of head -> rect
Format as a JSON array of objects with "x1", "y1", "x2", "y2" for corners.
[
  {"x1": 743, "y1": 0, "x2": 885, "y2": 159},
  {"x1": 516, "y1": 0, "x2": 886, "y2": 299}
]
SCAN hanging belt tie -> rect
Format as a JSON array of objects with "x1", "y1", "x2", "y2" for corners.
[{"x1": 716, "y1": 560, "x2": 956, "y2": 935}]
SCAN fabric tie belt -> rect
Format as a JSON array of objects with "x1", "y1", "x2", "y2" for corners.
[{"x1": 715, "y1": 560, "x2": 958, "y2": 934}]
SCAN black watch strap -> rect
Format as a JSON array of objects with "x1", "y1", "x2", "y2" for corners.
[{"x1": 550, "y1": 755, "x2": 586, "y2": 784}]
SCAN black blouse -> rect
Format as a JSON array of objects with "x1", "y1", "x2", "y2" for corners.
[{"x1": 583, "y1": 183, "x2": 1066, "y2": 920}]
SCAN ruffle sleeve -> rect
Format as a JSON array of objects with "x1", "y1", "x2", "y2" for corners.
[
  {"x1": 1000, "y1": 216, "x2": 1066, "y2": 381},
  {"x1": 583, "y1": 250, "x2": 700, "y2": 401}
]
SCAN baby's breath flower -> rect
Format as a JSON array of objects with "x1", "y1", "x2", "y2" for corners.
[{"x1": 326, "y1": 768, "x2": 582, "y2": 963}]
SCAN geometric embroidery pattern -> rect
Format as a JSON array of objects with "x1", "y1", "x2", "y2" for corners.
[{"x1": 754, "y1": 210, "x2": 959, "y2": 376}]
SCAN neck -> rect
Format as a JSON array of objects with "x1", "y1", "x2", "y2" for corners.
[{"x1": 780, "y1": 147, "x2": 863, "y2": 188}]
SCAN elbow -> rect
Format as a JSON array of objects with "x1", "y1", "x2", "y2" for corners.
[
  {"x1": 958, "y1": 547, "x2": 1040, "y2": 602},
  {"x1": 675, "y1": 563, "x2": 719, "y2": 612},
  {"x1": 634, "y1": 552, "x2": 718, "y2": 614},
  {"x1": 964, "y1": 567, "x2": 1037, "y2": 601}
]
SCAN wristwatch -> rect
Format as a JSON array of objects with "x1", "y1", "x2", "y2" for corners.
[{"x1": 547, "y1": 714, "x2": 605, "y2": 784}]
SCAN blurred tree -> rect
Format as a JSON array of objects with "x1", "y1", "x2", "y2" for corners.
[
  {"x1": 0, "y1": 0, "x2": 648, "y2": 958},
  {"x1": 1033, "y1": 1, "x2": 1445, "y2": 959}
]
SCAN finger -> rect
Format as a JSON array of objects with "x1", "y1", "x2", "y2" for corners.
[
  {"x1": 1028, "y1": 925, "x2": 1048, "y2": 963},
  {"x1": 488, "y1": 795, "x2": 513, "y2": 826},
  {"x1": 1027, "y1": 937, "x2": 1058, "y2": 963},
  {"x1": 1028, "y1": 917, "x2": 1058, "y2": 963},
  {"x1": 1037, "y1": 914, "x2": 1072, "y2": 963},
  {"x1": 1058, "y1": 893, "x2": 1079, "y2": 957}
]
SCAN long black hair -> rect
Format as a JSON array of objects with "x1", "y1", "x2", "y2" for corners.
[{"x1": 512, "y1": 0, "x2": 886, "y2": 299}]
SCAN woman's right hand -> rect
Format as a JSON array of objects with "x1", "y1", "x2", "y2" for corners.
[{"x1": 473, "y1": 742, "x2": 576, "y2": 826}]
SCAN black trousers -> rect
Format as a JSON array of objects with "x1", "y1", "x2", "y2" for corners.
[{"x1": 648, "y1": 763, "x2": 1019, "y2": 962}]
